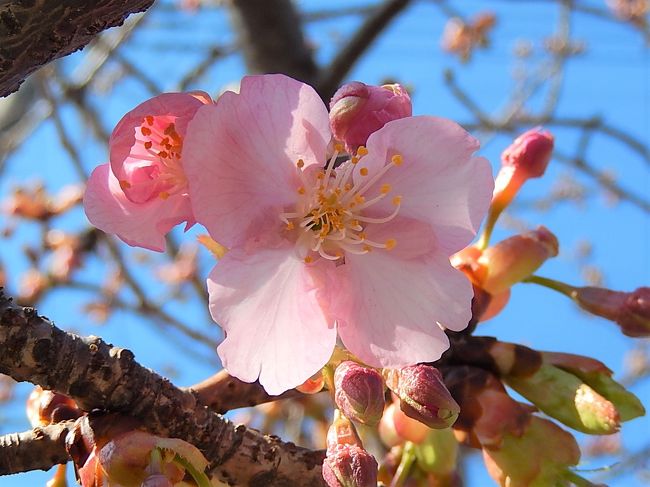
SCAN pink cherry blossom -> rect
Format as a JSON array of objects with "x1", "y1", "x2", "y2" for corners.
[
  {"x1": 183, "y1": 74, "x2": 493, "y2": 394},
  {"x1": 83, "y1": 92, "x2": 211, "y2": 251}
]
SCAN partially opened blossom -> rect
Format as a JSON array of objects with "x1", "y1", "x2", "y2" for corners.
[
  {"x1": 184, "y1": 74, "x2": 493, "y2": 394},
  {"x1": 84, "y1": 92, "x2": 211, "y2": 251}
]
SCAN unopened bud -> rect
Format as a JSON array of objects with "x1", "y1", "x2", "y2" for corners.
[
  {"x1": 504, "y1": 364, "x2": 620, "y2": 434},
  {"x1": 384, "y1": 365, "x2": 460, "y2": 429},
  {"x1": 501, "y1": 128, "x2": 554, "y2": 179},
  {"x1": 334, "y1": 361, "x2": 385, "y2": 425},
  {"x1": 477, "y1": 128, "x2": 554, "y2": 249},
  {"x1": 379, "y1": 399, "x2": 430, "y2": 446},
  {"x1": 573, "y1": 286, "x2": 650, "y2": 337},
  {"x1": 476, "y1": 226, "x2": 558, "y2": 294},
  {"x1": 329, "y1": 81, "x2": 411, "y2": 152},
  {"x1": 322, "y1": 443, "x2": 379, "y2": 487},
  {"x1": 323, "y1": 411, "x2": 378, "y2": 487}
]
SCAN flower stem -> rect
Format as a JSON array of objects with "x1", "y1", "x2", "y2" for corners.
[
  {"x1": 390, "y1": 442, "x2": 417, "y2": 487},
  {"x1": 522, "y1": 274, "x2": 577, "y2": 298}
]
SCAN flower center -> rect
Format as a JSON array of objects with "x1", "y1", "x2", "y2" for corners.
[
  {"x1": 280, "y1": 145, "x2": 403, "y2": 263},
  {"x1": 118, "y1": 115, "x2": 187, "y2": 203}
]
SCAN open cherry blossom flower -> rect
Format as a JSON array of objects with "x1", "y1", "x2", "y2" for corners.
[
  {"x1": 183, "y1": 74, "x2": 493, "y2": 394},
  {"x1": 84, "y1": 92, "x2": 211, "y2": 251}
]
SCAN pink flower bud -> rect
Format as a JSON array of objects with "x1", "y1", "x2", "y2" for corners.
[
  {"x1": 322, "y1": 444, "x2": 378, "y2": 487},
  {"x1": 501, "y1": 128, "x2": 554, "y2": 178},
  {"x1": 329, "y1": 81, "x2": 412, "y2": 152},
  {"x1": 487, "y1": 128, "x2": 555, "y2": 223},
  {"x1": 384, "y1": 365, "x2": 460, "y2": 429},
  {"x1": 574, "y1": 286, "x2": 650, "y2": 337},
  {"x1": 476, "y1": 226, "x2": 559, "y2": 295},
  {"x1": 334, "y1": 361, "x2": 385, "y2": 425}
]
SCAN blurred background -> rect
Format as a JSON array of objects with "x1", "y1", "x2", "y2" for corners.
[{"x1": 0, "y1": 0, "x2": 648, "y2": 485}]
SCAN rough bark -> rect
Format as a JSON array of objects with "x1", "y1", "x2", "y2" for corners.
[
  {"x1": 0, "y1": 420, "x2": 73, "y2": 474},
  {"x1": 0, "y1": 0, "x2": 155, "y2": 97},
  {"x1": 0, "y1": 290, "x2": 326, "y2": 486},
  {"x1": 228, "y1": 0, "x2": 319, "y2": 85}
]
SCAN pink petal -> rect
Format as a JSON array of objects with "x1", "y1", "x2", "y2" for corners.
[
  {"x1": 184, "y1": 74, "x2": 331, "y2": 248},
  {"x1": 331, "y1": 250, "x2": 473, "y2": 368},
  {"x1": 110, "y1": 92, "x2": 206, "y2": 174},
  {"x1": 83, "y1": 164, "x2": 194, "y2": 252},
  {"x1": 209, "y1": 245, "x2": 336, "y2": 395},
  {"x1": 357, "y1": 116, "x2": 494, "y2": 254}
]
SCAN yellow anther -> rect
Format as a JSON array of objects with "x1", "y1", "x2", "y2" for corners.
[
  {"x1": 392, "y1": 195, "x2": 402, "y2": 206},
  {"x1": 385, "y1": 238, "x2": 397, "y2": 250},
  {"x1": 351, "y1": 156, "x2": 359, "y2": 164},
  {"x1": 119, "y1": 180, "x2": 131, "y2": 190},
  {"x1": 344, "y1": 183, "x2": 353, "y2": 191},
  {"x1": 297, "y1": 159, "x2": 305, "y2": 168},
  {"x1": 304, "y1": 255, "x2": 313, "y2": 264},
  {"x1": 380, "y1": 183, "x2": 392, "y2": 194},
  {"x1": 144, "y1": 141, "x2": 153, "y2": 150},
  {"x1": 335, "y1": 251, "x2": 344, "y2": 258},
  {"x1": 159, "y1": 191, "x2": 170, "y2": 200},
  {"x1": 334, "y1": 188, "x2": 342, "y2": 195},
  {"x1": 297, "y1": 187, "x2": 306, "y2": 195},
  {"x1": 358, "y1": 232, "x2": 367, "y2": 241},
  {"x1": 354, "y1": 195, "x2": 366, "y2": 204},
  {"x1": 351, "y1": 219, "x2": 360, "y2": 227},
  {"x1": 317, "y1": 172, "x2": 325, "y2": 180},
  {"x1": 359, "y1": 167, "x2": 369, "y2": 176},
  {"x1": 391, "y1": 154, "x2": 403, "y2": 166},
  {"x1": 357, "y1": 146, "x2": 368, "y2": 157},
  {"x1": 141, "y1": 126, "x2": 152, "y2": 136},
  {"x1": 363, "y1": 244, "x2": 372, "y2": 252},
  {"x1": 334, "y1": 143, "x2": 344, "y2": 152},
  {"x1": 286, "y1": 221, "x2": 295, "y2": 230}
]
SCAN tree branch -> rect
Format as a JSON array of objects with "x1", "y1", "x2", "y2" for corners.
[
  {"x1": 227, "y1": 0, "x2": 319, "y2": 85},
  {"x1": 0, "y1": 290, "x2": 326, "y2": 485},
  {"x1": 0, "y1": 420, "x2": 73, "y2": 474},
  {"x1": 0, "y1": 0, "x2": 155, "y2": 97}
]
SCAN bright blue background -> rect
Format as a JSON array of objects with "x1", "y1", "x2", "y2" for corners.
[{"x1": 0, "y1": 0, "x2": 648, "y2": 485}]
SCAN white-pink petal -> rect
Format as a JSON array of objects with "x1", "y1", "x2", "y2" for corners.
[
  {"x1": 83, "y1": 164, "x2": 194, "y2": 252},
  {"x1": 331, "y1": 250, "x2": 473, "y2": 368},
  {"x1": 358, "y1": 116, "x2": 494, "y2": 255},
  {"x1": 209, "y1": 246, "x2": 336, "y2": 395},
  {"x1": 184, "y1": 74, "x2": 332, "y2": 248}
]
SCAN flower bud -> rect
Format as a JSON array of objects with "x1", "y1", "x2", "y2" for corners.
[
  {"x1": 384, "y1": 365, "x2": 460, "y2": 429},
  {"x1": 322, "y1": 443, "x2": 379, "y2": 487},
  {"x1": 329, "y1": 81, "x2": 411, "y2": 152},
  {"x1": 379, "y1": 398, "x2": 430, "y2": 446},
  {"x1": 323, "y1": 411, "x2": 378, "y2": 487},
  {"x1": 501, "y1": 128, "x2": 554, "y2": 179},
  {"x1": 573, "y1": 286, "x2": 650, "y2": 337},
  {"x1": 476, "y1": 226, "x2": 558, "y2": 295},
  {"x1": 334, "y1": 361, "x2": 385, "y2": 425}
]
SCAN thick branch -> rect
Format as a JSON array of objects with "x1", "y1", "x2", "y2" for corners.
[
  {"x1": 0, "y1": 291, "x2": 326, "y2": 485},
  {"x1": 0, "y1": 0, "x2": 155, "y2": 97},
  {"x1": 228, "y1": 0, "x2": 319, "y2": 85},
  {"x1": 0, "y1": 420, "x2": 73, "y2": 474}
]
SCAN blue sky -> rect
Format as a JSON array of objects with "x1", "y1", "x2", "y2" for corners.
[{"x1": 0, "y1": 0, "x2": 648, "y2": 485}]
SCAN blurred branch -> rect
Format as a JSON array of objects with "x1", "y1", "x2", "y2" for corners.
[
  {"x1": 227, "y1": 0, "x2": 318, "y2": 84},
  {"x1": 0, "y1": 0, "x2": 155, "y2": 97},
  {"x1": 316, "y1": 0, "x2": 411, "y2": 101},
  {"x1": 0, "y1": 291, "x2": 326, "y2": 485}
]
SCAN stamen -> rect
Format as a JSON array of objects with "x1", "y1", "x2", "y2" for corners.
[
  {"x1": 119, "y1": 180, "x2": 131, "y2": 190},
  {"x1": 392, "y1": 154, "x2": 403, "y2": 166},
  {"x1": 356, "y1": 146, "x2": 368, "y2": 157},
  {"x1": 380, "y1": 183, "x2": 392, "y2": 194},
  {"x1": 304, "y1": 255, "x2": 313, "y2": 263},
  {"x1": 359, "y1": 167, "x2": 369, "y2": 176},
  {"x1": 297, "y1": 187, "x2": 306, "y2": 195},
  {"x1": 297, "y1": 159, "x2": 305, "y2": 168},
  {"x1": 159, "y1": 191, "x2": 170, "y2": 200},
  {"x1": 392, "y1": 196, "x2": 402, "y2": 205},
  {"x1": 385, "y1": 238, "x2": 397, "y2": 250},
  {"x1": 141, "y1": 126, "x2": 152, "y2": 136},
  {"x1": 145, "y1": 115, "x2": 154, "y2": 126}
]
